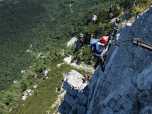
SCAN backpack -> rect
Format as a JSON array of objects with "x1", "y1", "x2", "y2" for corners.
[
  {"x1": 90, "y1": 39, "x2": 98, "y2": 53},
  {"x1": 90, "y1": 39, "x2": 111, "y2": 54}
]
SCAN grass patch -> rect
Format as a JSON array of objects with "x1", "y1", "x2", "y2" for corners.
[
  {"x1": 9, "y1": 63, "x2": 92, "y2": 114},
  {"x1": 133, "y1": 0, "x2": 151, "y2": 17}
]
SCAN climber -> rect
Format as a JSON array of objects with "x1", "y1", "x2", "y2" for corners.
[
  {"x1": 96, "y1": 36, "x2": 113, "y2": 72},
  {"x1": 78, "y1": 74, "x2": 91, "y2": 84}
]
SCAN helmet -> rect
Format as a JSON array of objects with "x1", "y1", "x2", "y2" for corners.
[{"x1": 100, "y1": 36, "x2": 108, "y2": 44}]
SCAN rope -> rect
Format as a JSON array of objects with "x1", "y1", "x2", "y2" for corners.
[
  {"x1": 111, "y1": 38, "x2": 152, "y2": 48},
  {"x1": 110, "y1": 38, "x2": 135, "y2": 45},
  {"x1": 136, "y1": 38, "x2": 152, "y2": 47}
]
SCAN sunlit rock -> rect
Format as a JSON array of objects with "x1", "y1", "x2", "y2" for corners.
[
  {"x1": 33, "y1": 85, "x2": 38, "y2": 89},
  {"x1": 21, "y1": 70, "x2": 28, "y2": 74},
  {"x1": 58, "y1": 70, "x2": 88, "y2": 113},
  {"x1": 67, "y1": 37, "x2": 78, "y2": 47},
  {"x1": 91, "y1": 15, "x2": 97, "y2": 22},
  {"x1": 64, "y1": 56, "x2": 72, "y2": 64},
  {"x1": 22, "y1": 89, "x2": 34, "y2": 100},
  {"x1": 57, "y1": 63, "x2": 64, "y2": 67}
]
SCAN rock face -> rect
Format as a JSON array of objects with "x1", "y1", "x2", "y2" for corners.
[
  {"x1": 58, "y1": 70, "x2": 88, "y2": 114},
  {"x1": 123, "y1": 0, "x2": 139, "y2": 21},
  {"x1": 110, "y1": 18, "x2": 121, "y2": 37},
  {"x1": 75, "y1": 38, "x2": 81, "y2": 51},
  {"x1": 87, "y1": 6, "x2": 152, "y2": 114},
  {"x1": 59, "y1": 6, "x2": 152, "y2": 114}
]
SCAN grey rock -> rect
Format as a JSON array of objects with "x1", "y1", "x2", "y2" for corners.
[
  {"x1": 63, "y1": 70, "x2": 87, "y2": 93},
  {"x1": 140, "y1": 105, "x2": 152, "y2": 114},
  {"x1": 67, "y1": 37, "x2": 78, "y2": 47},
  {"x1": 77, "y1": 91, "x2": 87, "y2": 105},
  {"x1": 59, "y1": 5, "x2": 152, "y2": 114},
  {"x1": 64, "y1": 93, "x2": 75, "y2": 107},
  {"x1": 21, "y1": 70, "x2": 28, "y2": 74},
  {"x1": 91, "y1": 15, "x2": 97, "y2": 22},
  {"x1": 75, "y1": 38, "x2": 81, "y2": 51},
  {"x1": 123, "y1": 11, "x2": 130, "y2": 20},
  {"x1": 77, "y1": 104, "x2": 87, "y2": 114},
  {"x1": 59, "y1": 70, "x2": 88, "y2": 113},
  {"x1": 58, "y1": 101, "x2": 71, "y2": 114},
  {"x1": 80, "y1": 33, "x2": 83, "y2": 38}
]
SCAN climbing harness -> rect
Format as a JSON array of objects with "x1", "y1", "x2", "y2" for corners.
[{"x1": 110, "y1": 38, "x2": 152, "y2": 50}]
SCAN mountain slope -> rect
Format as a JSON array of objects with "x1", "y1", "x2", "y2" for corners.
[
  {"x1": 0, "y1": 0, "x2": 115, "y2": 91},
  {"x1": 59, "y1": 4, "x2": 152, "y2": 114}
]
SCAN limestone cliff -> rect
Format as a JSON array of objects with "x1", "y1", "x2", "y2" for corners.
[{"x1": 59, "y1": 6, "x2": 152, "y2": 114}]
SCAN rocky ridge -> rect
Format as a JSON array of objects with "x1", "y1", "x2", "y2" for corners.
[{"x1": 58, "y1": 6, "x2": 152, "y2": 114}]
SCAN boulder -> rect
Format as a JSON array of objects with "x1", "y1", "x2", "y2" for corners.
[
  {"x1": 64, "y1": 56, "x2": 72, "y2": 64},
  {"x1": 91, "y1": 15, "x2": 97, "y2": 22},
  {"x1": 58, "y1": 70, "x2": 88, "y2": 113},
  {"x1": 67, "y1": 37, "x2": 78, "y2": 47}
]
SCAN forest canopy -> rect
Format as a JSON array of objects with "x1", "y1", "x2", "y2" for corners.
[{"x1": 0, "y1": 0, "x2": 133, "y2": 91}]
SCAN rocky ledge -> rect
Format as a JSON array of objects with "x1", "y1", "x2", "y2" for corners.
[{"x1": 58, "y1": 70, "x2": 89, "y2": 114}]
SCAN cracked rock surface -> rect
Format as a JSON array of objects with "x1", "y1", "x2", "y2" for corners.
[
  {"x1": 87, "y1": 6, "x2": 152, "y2": 114},
  {"x1": 59, "y1": 6, "x2": 152, "y2": 114},
  {"x1": 58, "y1": 70, "x2": 88, "y2": 114}
]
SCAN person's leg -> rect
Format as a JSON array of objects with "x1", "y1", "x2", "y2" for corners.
[
  {"x1": 100, "y1": 56, "x2": 104, "y2": 72},
  {"x1": 96, "y1": 56, "x2": 104, "y2": 72}
]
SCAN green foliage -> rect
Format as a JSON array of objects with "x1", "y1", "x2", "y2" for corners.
[
  {"x1": 111, "y1": 6, "x2": 122, "y2": 18},
  {"x1": 120, "y1": 0, "x2": 132, "y2": 9},
  {"x1": 8, "y1": 61, "x2": 92, "y2": 114},
  {"x1": 133, "y1": 0, "x2": 149, "y2": 17},
  {"x1": 96, "y1": 9, "x2": 109, "y2": 23},
  {"x1": 0, "y1": 0, "x2": 138, "y2": 113},
  {"x1": 98, "y1": 22, "x2": 114, "y2": 37},
  {"x1": 118, "y1": 14, "x2": 125, "y2": 19},
  {"x1": 81, "y1": 45, "x2": 92, "y2": 64},
  {"x1": 64, "y1": 44, "x2": 76, "y2": 56},
  {"x1": 1, "y1": 0, "x2": 111, "y2": 91},
  {"x1": 85, "y1": 23, "x2": 101, "y2": 36},
  {"x1": 138, "y1": 0, "x2": 148, "y2": 4},
  {"x1": 5, "y1": 96, "x2": 13, "y2": 106}
]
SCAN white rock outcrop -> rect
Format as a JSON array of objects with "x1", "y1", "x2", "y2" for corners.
[
  {"x1": 67, "y1": 37, "x2": 78, "y2": 47},
  {"x1": 80, "y1": 33, "x2": 83, "y2": 38},
  {"x1": 44, "y1": 68, "x2": 50, "y2": 77},
  {"x1": 57, "y1": 63, "x2": 64, "y2": 67},
  {"x1": 13, "y1": 80, "x2": 17, "y2": 84},
  {"x1": 22, "y1": 89, "x2": 34, "y2": 100},
  {"x1": 21, "y1": 70, "x2": 28, "y2": 74},
  {"x1": 64, "y1": 56, "x2": 72, "y2": 64},
  {"x1": 36, "y1": 52, "x2": 42, "y2": 59},
  {"x1": 91, "y1": 15, "x2": 97, "y2": 22},
  {"x1": 33, "y1": 85, "x2": 38, "y2": 89}
]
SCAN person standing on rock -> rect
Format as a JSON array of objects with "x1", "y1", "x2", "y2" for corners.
[
  {"x1": 78, "y1": 74, "x2": 91, "y2": 84},
  {"x1": 96, "y1": 36, "x2": 111, "y2": 72}
]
